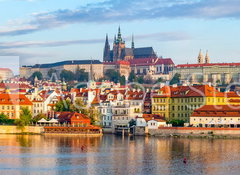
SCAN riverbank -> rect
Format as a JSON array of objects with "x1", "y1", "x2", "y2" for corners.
[
  {"x1": 0, "y1": 125, "x2": 44, "y2": 134},
  {"x1": 147, "y1": 127, "x2": 240, "y2": 138},
  {"x1": 0, "y1": 125, "x2": 102, "y2": 136}
]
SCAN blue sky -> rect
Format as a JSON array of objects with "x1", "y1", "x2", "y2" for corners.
[{"x1": 0, "y1": 0, "x2": 240, "y2": 66}]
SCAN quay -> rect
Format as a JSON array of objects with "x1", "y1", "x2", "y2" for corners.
[{"x1": 44, "y1": 126, "x2": 102, "y2": 135}]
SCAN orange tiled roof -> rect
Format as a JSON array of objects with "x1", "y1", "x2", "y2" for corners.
[
  {"x1": 192, "y1": 105, "x2": 240, "y2": 117},
  {"x1": 142, "y1": 114, "x2": 165, "y2": 122},
  {"x1": 153, "y1": 85, "x2": 224, "y2": 98},
  {"x1": 0, "y1": 94, "x2": 33, "y2": 105}
]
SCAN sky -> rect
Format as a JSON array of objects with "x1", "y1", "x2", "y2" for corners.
[{"x1": 0, "y1": 0, "x2": 240, "y2": 67}]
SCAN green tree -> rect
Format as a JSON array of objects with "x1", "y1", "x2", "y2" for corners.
[
  {"x1": 47, "y1": 68, "x2": 57, "y2": 78},
  {"x1": 104, "y1": 69, "x2": 121, "y2": 83},
  {"x1": 15, "y1": 107, "x2": 32, "y2": 128},
  {"x1": 216, "y1": 79, "x2": 221, "y2": 84},
  {"x1": 137, "y1": 76, "x2": 144, "y2": 84},
  {"x1": 55, "y1": 100, "x2": 72, "y2": 112},
  {"x1": 88, "y1": 106, "x2": 100, "y2": 125},
  {"x1": 128, "y1": 72, "x2": 136, "y2": 82},
  {"x1": 157, "y1": 77, "x2": 163, "y2": 83},
  {"x1": 71, "y1": 99, "x2": 99, "y2": 125},
  {"x1": 60, "y1": 70, "x2": 75, "y2": 82},
  {"x1": 129, "y1": 119, "x2": 136, "y2": 127},
  {"x1": 168, "y1": 119, "x2": 185, "y2": 127},
  {"x1": 75, "y1": 67, "x2": 88, "y2": 82},
  {"x1": 31, "y1": 71, "x2": 43, "y2": 80},
  {"x1": 119, "y1": 75, "x2": 126, "y2": 85},
  {"x1": 0, "y1": 113, "x2": 8, "y2": 124},
  {"x1": 32, "y1": 113, "x2": 47, "y2": 124},
  {"x1": 70, "y1": 99, "x2": 88, "y2": 114},
  {"x1": 170, "y1": 73, "x2": 181, "y2": 85}
]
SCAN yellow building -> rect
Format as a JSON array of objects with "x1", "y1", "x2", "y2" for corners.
[
  {"x1": 152, "y1": 85, "x2": 237, "y2": 122},
  {"x1": 0, "y1": 94, "x2": 33, "y2": 119},
  {"x1": 152, "y1": 86, "x2": 171, "y2": 119}
]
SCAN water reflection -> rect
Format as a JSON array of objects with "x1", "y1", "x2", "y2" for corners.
[{"x1": 0, "y1": 134, "x2": 240, "y2": 175}]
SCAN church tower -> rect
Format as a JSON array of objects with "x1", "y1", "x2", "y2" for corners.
[
  {"x1": 197, "y1": 50, "x2": 204, "y2": 64},
  {"x1": 113, "y1": 26, "x2": 126, "y2": 62},
  {"x1": 205, "y1": 50, "x2": 210, "y2": 64},
  {"x1": 103, "y1": 34, "x2": 111, "y2": 62}
]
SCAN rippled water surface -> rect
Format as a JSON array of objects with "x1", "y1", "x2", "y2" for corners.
[{"x1": 0, "y1": 134, "x2": 240, "y2": 175}]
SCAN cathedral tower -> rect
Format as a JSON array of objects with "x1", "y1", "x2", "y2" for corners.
[
  {"x1": 103, "y1": 34, "x2": 111, "y2": 62},
  {"x1": 205, "y1": 50, "x2": 210, "y2": 64},
  {"x1": 113, "y1": 26, "x2": 126, "y2": 62},
  {"x1": 197, "y1": 50, "x2": 204, "y2": 64}
]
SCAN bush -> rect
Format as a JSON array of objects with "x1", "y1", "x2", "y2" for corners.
[
  {"x1": 0, "y1": 113, "x2": 15, "y2": 125},
  {"x1": 168, "y1": 119, "x2": 185, "y2": 127}
]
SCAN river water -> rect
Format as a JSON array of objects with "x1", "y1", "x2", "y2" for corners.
[{"x1": 0, "y1": 134, "x2": 240, "y2": 175}]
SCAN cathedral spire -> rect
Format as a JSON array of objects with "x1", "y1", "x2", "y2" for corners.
[
  {"x1": 117, "y1": 26, "x2": 122, "y2": 42},
  {"x1": 198, "y1": 49, "x2": 204, "y2": 64},
  {"x1": 118, "y1": 26, "x2": 121, "y2": 35},
  {"x1": 131, "y1": 34, "x2": 135, "y2": 49},
  {"x1": 106, "y1": 34, "x2": 109, "y2": 43},
  {"x1": 205, "y1": 50, "x2": 210, "y2": 64},
  {"x1": 103, "y1": 33, "x2": 110, "y2": 62}
]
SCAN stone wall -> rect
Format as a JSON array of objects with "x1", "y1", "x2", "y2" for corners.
[
  {"x1": 149, "y1": 127, "x2": 240, "y2": 136},
  {"x1": 0, "y1": 126, "x2": 44, "y2": 134},
  {"x1": 135, "y1": 126, "x2": 148, "y2": 136}
]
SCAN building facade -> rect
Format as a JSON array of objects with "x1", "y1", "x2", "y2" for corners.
[
  {"x1": 173, "y1": 50, "x2": 240, "y2": 84},
  {"x1": 190, "y1": 105, "x2": 240, "y2": 127},
  {"x1": 152, "y1": 84, "x2": 240, "y2": 122},
  {"x1": 0, "y1": 94, "x2": 33, "y2": 119},
  {"x1": 20, "y1": 60, "x2": 104, "y2": 80}
]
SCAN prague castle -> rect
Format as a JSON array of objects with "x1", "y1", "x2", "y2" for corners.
[
  {"x1": 103, "y1": 27, "x2": 157, "y2": 62},
  {"x1": 103, "y1": 27, "x2": 174, "y2": 80}
]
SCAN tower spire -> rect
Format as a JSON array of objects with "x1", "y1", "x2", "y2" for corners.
[
  {"x1": 118, "y1": 26, "x2": 121, "y2": 35},
  {"x1": 131, "y1": 34, "x2": 135, "y2": 49},
  {"x1": 117, "y1": 26, "x2": 122, "y2": 42},
  {"x1": 198, "y1": 49, "x2": 203, "y2": 64},
  {"x1": 205, "y1": 50, "x2": 210, "y2": 64},
  {"x1": 103, "y1": 33, "x2": 110, "y2": 62}
]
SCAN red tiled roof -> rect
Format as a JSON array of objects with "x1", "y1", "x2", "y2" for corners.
[
  {"x1": 192, "y1": 105, "x2": 240, "y2": 117},
  {"x1": 142, "y1": 114, "x2": 165, "y2": 122},
  {"x1": 0, "y1": 94, "x2": 33, "y2": 105},
  {"x1": 103, "y1": 60, "x2": 130, "y2": 65},
  {"x1": 130, "y1": 58, "x2": 174, "y2": 66},
  {"x1": 176, "y1": 62, "x2": 240, "y2": 68},
  {"x1": 0, "y1": 83, "x2": 31, "y2": 89},
  {"x1": 153, "y1": 85, "x2": 224, "y2": 98}
]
